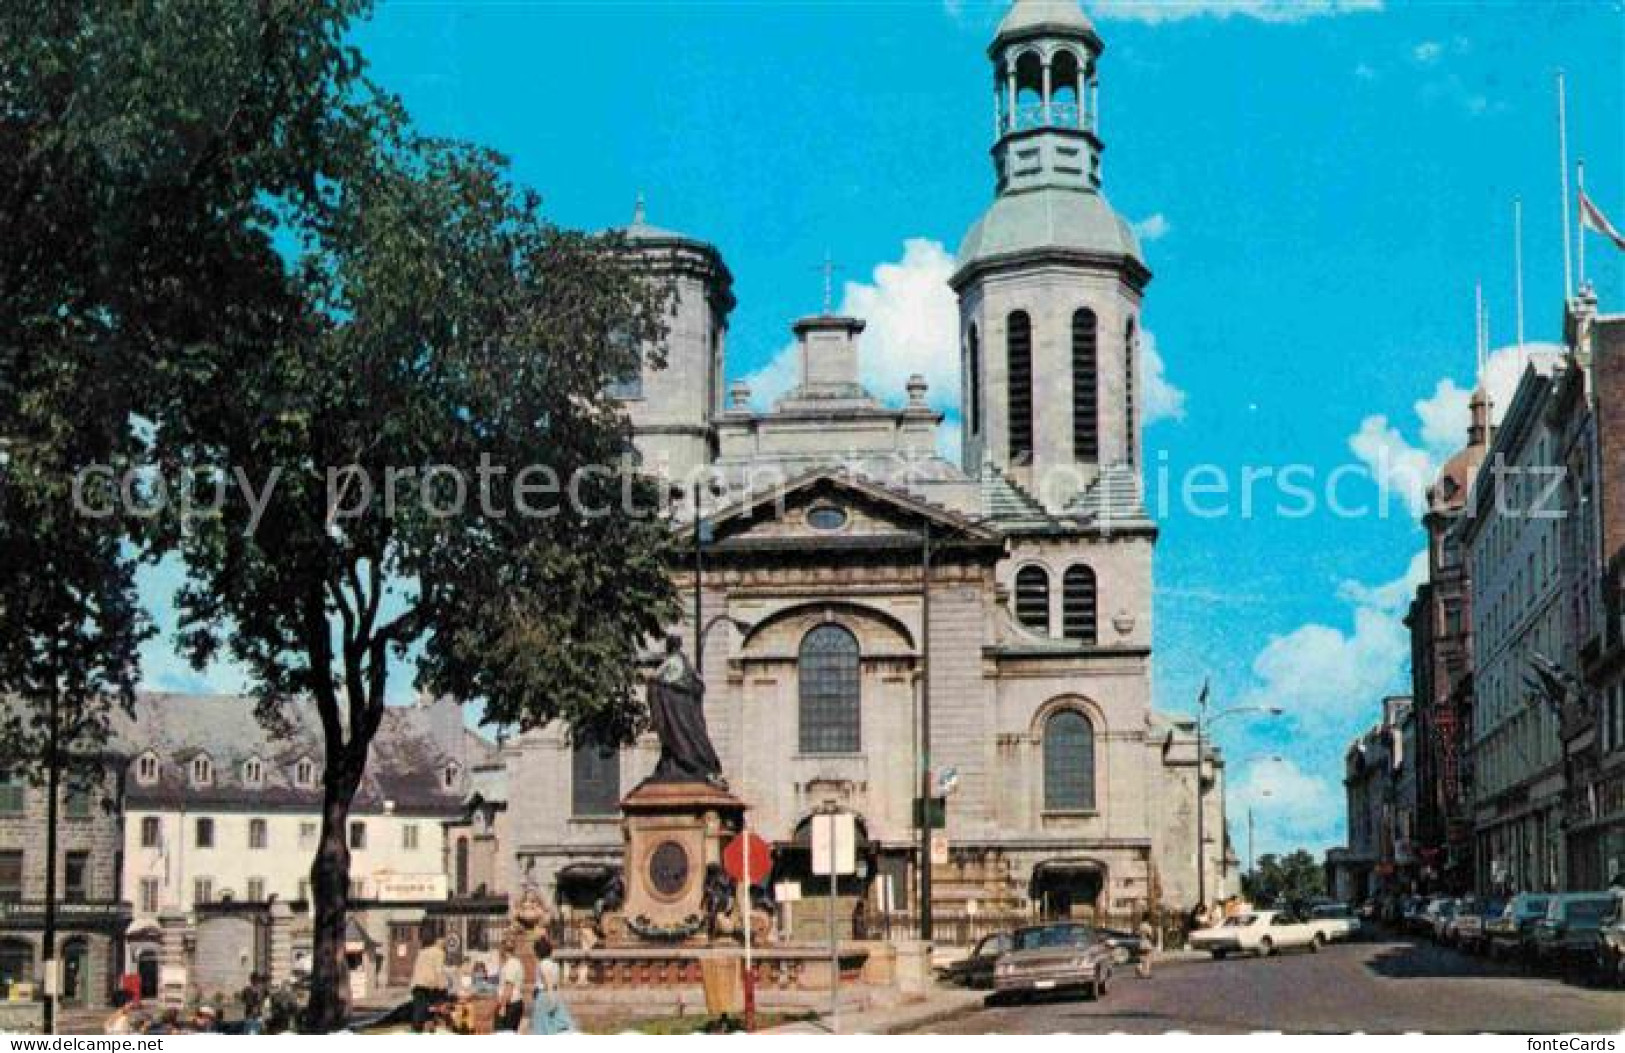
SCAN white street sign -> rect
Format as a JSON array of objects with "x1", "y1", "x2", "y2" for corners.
[{"x1": 811, "y1": 811, "x2": 856, "y2": 876}]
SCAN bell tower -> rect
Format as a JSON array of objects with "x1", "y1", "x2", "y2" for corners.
[{"x1": 952, "y1": 0, "x2": 1150, "y2": 513}]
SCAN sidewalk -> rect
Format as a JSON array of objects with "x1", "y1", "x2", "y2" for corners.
[{"x1": 762, "y1": 985, "x2": 987, "y2": 1035}]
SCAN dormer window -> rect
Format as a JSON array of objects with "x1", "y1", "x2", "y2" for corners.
[
  {"x1": 441, "y1": 762, "x2": 462, "y2": 790},
  {"x1": 135, "y1": 753, "x2": 159, "y2": 786},
  {"x1": 242, "y1": 757, "x2": 264, "y2": 787},
  {"x1": 190, "y1": 755, "x2": 214, "y2": 788},
  {"x1": 293, "y1": 758, "x2": 315, "y2": 789}
]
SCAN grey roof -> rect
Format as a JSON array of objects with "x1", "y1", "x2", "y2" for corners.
[
  {"x1": 995, "y1": 0, "x2": 1096, "y2": 44},
  {"x1": 957, "y1": 188, "x2": 1142, "y2": 274},
  {"x1": 115, "y1": 693, "x2": 492, "y2": 815},
  {"x1": 978, "y1": 463, "x2": 1053, "y2": 526},
  {"x1": 1067, "y1": 463, "x2": 1151, "y2": 524}
]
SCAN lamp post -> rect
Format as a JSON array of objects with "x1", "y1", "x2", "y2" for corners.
[
  {"x1": 1248, "y1": 788, "x2": 1276, "y2": 888},
  {"x1": 1227, "y1": 757, "x2": 1282, "y2": 892},
  {"x1": 1193, "y1": 680, "x2": 1282, "y2": 908}
]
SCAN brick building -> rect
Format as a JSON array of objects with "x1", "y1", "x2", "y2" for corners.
[{"x1": 0, "y1": 758, "x2": 130, "y2": 1027}]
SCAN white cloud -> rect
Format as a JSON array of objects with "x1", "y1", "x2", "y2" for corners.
[
  {"x1": 1348, "y1": 341, "x2": 1562, "y2": 516},
  {"x1": 1134, "y1": 213, "x2": 1172, "y2": 242},
  {"x1": 744, "y1": 238, "x2": 961, "y2": 413},
  {"x1": 1091, "y1": 0, "x2": 1382, "y2": 24},
  {"x1": 743, "y1": 238, "x2": 1187, "y2": 434},
  {"x1": 1141, "y1": 329, "x2": 1188, "y2": 425},
  {"x1": 1230, "y1": 758, "x2": 1346, "y2": 858},
  {"x1": 1336, "y1": 548, "x2": 1427, "y2": 610}
]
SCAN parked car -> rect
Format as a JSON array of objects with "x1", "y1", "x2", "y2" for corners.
[
  {"x1": 1400, "y1": 896, "x2": 1432, "y2": 933},
  {"x1": 1531, "y1": 892, "x2": 1620, "y2": 972},
  {"x1": 1485, "y1": 893, "x2": 1554, "y2": 962},
  {"x1": 1188, "y1": 910, "x2": 1324, "y2": 959},
  {"x1": 939, "y1": 932, "x2": 1012, "y2": 989},
  {"x1": 1447, "y1": 897, "x2": 1506, "y2": 953},
  {"x1": 1423, "y1": 897, "x2": 1459, "y2": 941},
  {"x1": 1307, "y1": 902, "x2": 1361, "y2": 942},
  {"x1": 1595, "y1": 894, "x2": 1625, "y2": 987},
  {"x1": 1098, "y1": 927, "x2": 1152, "y2": 966},
  {"x1": 992, "y1": 923, "x2": 1115, "y2": 1001}
]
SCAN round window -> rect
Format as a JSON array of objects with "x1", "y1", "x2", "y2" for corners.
[{"x1": 807, "y1": 506, "x2": 848, "y2": 531}]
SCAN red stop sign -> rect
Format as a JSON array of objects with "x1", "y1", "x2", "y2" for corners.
[{"x1": 723, "y1": 831, "x2": 772, "y2": 884}]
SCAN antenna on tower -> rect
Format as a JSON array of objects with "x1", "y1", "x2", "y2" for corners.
[{"x1": 814, "y1": 251, "x2": 842, "y2": 316}]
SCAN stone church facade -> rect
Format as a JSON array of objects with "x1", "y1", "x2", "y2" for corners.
[{"x1": 508, "y1": 0, "x2": 1229, "y2": 927}]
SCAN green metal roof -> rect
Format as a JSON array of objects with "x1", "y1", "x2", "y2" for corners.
[{"x1": 957, "y1": 186, "x2": 1142, "y2": 274}]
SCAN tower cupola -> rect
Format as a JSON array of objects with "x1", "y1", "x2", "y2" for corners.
[{"x1": 990, "y1": 0, "x2": 1104, "y2": 195}]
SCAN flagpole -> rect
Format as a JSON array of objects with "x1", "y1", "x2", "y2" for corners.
[
  {"x1": 1577, "y1": 158, "x2": 1587, "y2": 289},
  {"x1": 1514, "y1": 197, "x2": 1526, "y2": 348},
  {"x1": 1557, "y1": 70, "x2": 1573, "y2": 299},
  {"x1": 1475, "y1": 281, "x2": 1486, "y2": 377}
]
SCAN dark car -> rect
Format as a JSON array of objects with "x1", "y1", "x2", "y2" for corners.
[
  {"x1": 992, "y1": 922, "x2": 1115, "y2": 1002},
  {"x1": 1485, "y1": 893, "x2": 1553, "y2": 962},
  {"x1": 939, "y1": 932, "x2": 1013, "y2": 989},
  {"x1": 1098, "y1": 927, "x2": 1151, "y2": 965},
  {"x1": 1531, "y1": 893, "x2": 1620, "y2": 972}
]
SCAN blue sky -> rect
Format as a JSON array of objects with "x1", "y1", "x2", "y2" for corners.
[{"x1": 137, "y1": 0, "x2": 1625, "y2": 861}]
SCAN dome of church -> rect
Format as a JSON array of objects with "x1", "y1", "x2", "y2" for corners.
[
  {"x1": 957, "y1": 186, "x2": 1142, "y2": 271},
  {"x1": 994, "y1": 0, "x2": 1096, "y2": 46},
  {"x1": 1426, "y1": 443, "x2": 1485, "y2": 515}
]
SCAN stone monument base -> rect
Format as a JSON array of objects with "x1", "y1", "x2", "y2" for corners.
[{"x1": 609, "y1": 779, "x2": 746, "y2": 946}]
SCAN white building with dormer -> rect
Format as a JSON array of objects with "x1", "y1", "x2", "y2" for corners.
[{"x1": 508, "y1": 0, "x2": 1231, "y2": 930}]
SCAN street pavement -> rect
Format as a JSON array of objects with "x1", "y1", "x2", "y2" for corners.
[{"x1": 911, "y1": 935, "x2": 1625, "y2": 1034}]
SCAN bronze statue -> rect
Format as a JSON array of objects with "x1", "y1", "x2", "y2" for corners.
[{"x1": 647, "y1": 635, "x2": 726, "y2": 787}]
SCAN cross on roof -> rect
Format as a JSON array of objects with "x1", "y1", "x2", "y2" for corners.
[{"x1": 814, "y1": 251, "x2": 842, "y2": 315}]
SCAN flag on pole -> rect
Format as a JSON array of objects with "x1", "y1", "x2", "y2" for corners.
[{"x1": 1579, "y1": 188, "x2": 1625, "y2": 251}]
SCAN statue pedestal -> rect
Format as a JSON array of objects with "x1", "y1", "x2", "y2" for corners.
[{"x1": 612, "y1": 780, "x2": 746, "y2": 945}]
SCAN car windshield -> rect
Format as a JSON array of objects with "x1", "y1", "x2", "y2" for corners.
[
  {"x1": 1520, "y1": 897, "x2": 1550, "y2": 916},
  {"x1": 1013, "y1": 925, "x2": 1094, "y2": 951},
  {"x1": 1311, "y1": 905, "x2": 1351, "y2": 919},
  {"x1": 977, "y1": 934, "x2": 1011, "y2": 956},
  {"x1": 1222, "y1": 915, "x2": 1256, "y2": 927}
]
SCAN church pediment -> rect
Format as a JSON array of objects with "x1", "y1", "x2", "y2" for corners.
[{"x1": 706, "y1": 470, "x2": 1002, "y2": 554}]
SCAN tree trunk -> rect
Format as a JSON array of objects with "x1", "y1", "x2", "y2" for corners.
[{"x1": 304, "y1": 767, "x2": 359, "y2": 1032}]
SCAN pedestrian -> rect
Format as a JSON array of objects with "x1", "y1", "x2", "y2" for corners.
[
  {"x1": 192, "y1": 1005, "x2": 219, "y2": 1033},
  {"x1": 410, "y1": 935, "x2": 450, "y2": 1034},
  {"x1": 1135, "y1": 912, "x2": 1156, "y2": 979},
  {"x1": 239, "y1": 971, "x2": 268, "y2": 1035},
  {"x1": 528, "y1": 935, "x2": 576, "y2": 1035},
  {"x1": 495, "y1": 940, "x2": 526, "y2": 1033}
]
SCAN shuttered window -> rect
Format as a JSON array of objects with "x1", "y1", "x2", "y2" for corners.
[
  {"x1": 1072, "y1": 309, "x2": 1098, "y2": 461},
  {"x1": 1124, "y1": 318, "x2": 1137, "y2": 465},
  {"x1": 799, "y1": 624, "x2": 861, "y2": 754},
  {"x1": 1044, "y1": 710, "x2": 1097, "y2": 811},
  {"x1": 1007, "y1": 311, "x2": 1033, "y2": 462},
  {"x1": 1062, "y1": 565, "x2": 1099, "y2": 644},
  {"x1": 572, "y1": 743, "x2": 621, "y2": 817},
  {"x1": 1015, "y1": 566, "x2": 1051, "y2": 635},
  {"x1": 967, "y1": 325, "x2": 982, "y2": 435}
]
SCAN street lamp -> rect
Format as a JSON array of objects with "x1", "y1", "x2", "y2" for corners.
[
  {"x1": 1194, "y1": 680, "x2": 1282, "y2": 908},
  {"x1": 1249, "y1": 788, "x2": 1276, "y2": 885},
  {"x1": 1225, "y1": 756, "x2": 1282, "y2": 891}
]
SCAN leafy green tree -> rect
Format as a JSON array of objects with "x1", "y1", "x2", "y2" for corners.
[
  {"x1": 7, "y1": 1, "x2": 674, "y2": 1030},
  {"x1": 160, "y1": 125, "x2": 677, "y2": 1031},
  {"x1": 1244, "y1": 849, "x2": 1328, "y2": 908}
]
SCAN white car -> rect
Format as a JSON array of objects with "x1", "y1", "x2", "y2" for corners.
[
  {"x1": 1188, "y1": 910, "x2": 1325, "y2": 959},
  {"x1": 1307, "y1": 902, "x2": 1362, "y2": 942}
]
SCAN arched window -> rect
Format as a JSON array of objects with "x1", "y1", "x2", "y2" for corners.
[
  {"x1": 1062, "y1": 565, "x2": 1099, "y2": 644},
  {"x1": 1014, "y1": 566, "x2": 1051, "y2": 635},
  {"x1": 799, "y1": 624, "x2": 860, "y2": 754},
  {"x1": 1072, "y1": 309, "x2": 1098, "y2": 461},
  {"x1": 1007, "y1": 311, "x2": 1034, "y2": 463},
  {"x1": 966, "y1": 325, "x2": 982, "y2": 435},
  {"x1": 190, "y1": 755, "x2": 212, "y2": 788},
  {"x1": 1044, "y1": 710, "x2": 1096, "y2": 811},
  {"x1": 1124, "y1": 318, "x2": 1137, "y2": 465},
  {"x1": 1049, "y1": 50, "x2": 1083, "y2": 127},
  {"x1": 571, "y1": 743, "x2": 620, "y2": 818}
]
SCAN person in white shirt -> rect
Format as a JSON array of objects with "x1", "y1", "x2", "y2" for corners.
[{"x1": 495, "y1": 940, "x2": 527, "y2": 1032}]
